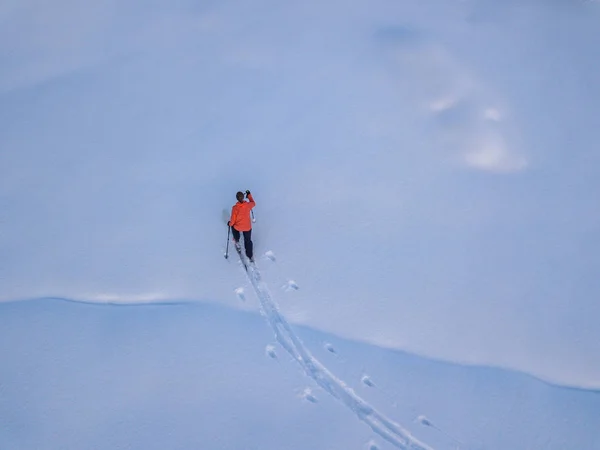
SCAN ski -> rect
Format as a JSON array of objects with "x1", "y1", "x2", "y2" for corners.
[{"x1": 234, "y1": 243, "x2": 250, "y2": 272}]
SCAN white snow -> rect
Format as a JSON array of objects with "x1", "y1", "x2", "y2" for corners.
[
  {"x1": 283, "y1": 280, "x2": 299, "y2": 292},
  {"x1": 417, "y1": 415, "x2": 433, "y2": 427},
  {"x1": 302, "y1": 387, "x2": 318, "y2": 404},
  {"x1": 361, "y1": 375, "x2": 376, "y2": 388},
  {"x1": 239, "y1": 252, "x2": 433, "y2": 449},
  {"x1": 1, "y1": 298, "x2": 600, "y2": 450},
  {"x1": 2, "y1": 0, "x2": 600, "y2": 448},
  {"x1": 366, "y1": 440, "x2": 380, "y2": 450},
  {"x1": 265, "y1": 344, "x2": 278, "y2": 359},
  {"x1": 324, "y1": 342, "x2": 337, "y2": 354},
  {"x1": 234, "y1": 287, "x2": 246, "y2": 302},
  {"x1": 2, "y1": 0, "x2": 599, "y2": 390},
  {"x1": 483, "y1": 108, "x2": 502, "y2": 122}
]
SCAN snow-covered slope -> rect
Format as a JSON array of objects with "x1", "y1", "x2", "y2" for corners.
[
  {"x1": 2, "y1": 0, "x2": 600, "y2": 390},
  {"x1": 239, "y1": 250, "x2": 432, "y2": 449},
  {"x1": 1, "y1": 298, "x2": 599, "y2": 450}
]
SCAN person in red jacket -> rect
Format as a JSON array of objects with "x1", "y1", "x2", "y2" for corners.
[{"x1": 228, "y1": 190, "x2": 256, "y2": 262}]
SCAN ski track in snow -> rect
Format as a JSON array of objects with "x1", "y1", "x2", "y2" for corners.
[{"x1": 240, "y1": 255, "x2": 434, "y2": 450}]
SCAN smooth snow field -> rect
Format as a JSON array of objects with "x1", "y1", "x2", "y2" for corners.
[
  {"x1": 2, "y1": 298, "x2": 599, "y2": 450},
  {"x1": 2, "y1": 0, "x2": 600, "y2": 448}
]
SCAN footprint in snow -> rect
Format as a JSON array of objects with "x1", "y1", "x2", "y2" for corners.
[
  {"x1": 283, "y1": 280, "x2": 299, "y2": 291},
  {"x1": 302, "y1": 387, "x2": 318, "y2": 403},
  {"x1": 366, "y1": 441, "x2": 380, "y2": 450},
  {"x1": 324, "y1": 343, "x2": 337, "y2": 354},
  {"x1": 264, "y1": 250, "x2": 276, "y2": 262},
  {"x1": 417, "y1": 415, "x2": 433, "y2": 427},
  {"x1": 361, "y1": 375, "x2": 375, "y2": 388},
  {"x1": 415, "y1": 415, "x2": 462, "y2": 446},
  {"x1": 265, "y1": 345, "x2": 277, "y2": 359},
  {"x1": 234, "y1": 287, "x2": 246, "y2": 302}
]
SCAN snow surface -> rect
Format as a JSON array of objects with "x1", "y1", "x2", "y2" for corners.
[
  {"x1": 2, "y1": 0, "x2": 600, "y2": 447},
  {"x1": 240, "y1": 251, "x2": 432, "y2": 449},
  {"x1": 1, "y1": 298, "x2": 599, "y2": 450},
  {"x1": 2, "y1": 0, "x2": 599, "y2": 389}
]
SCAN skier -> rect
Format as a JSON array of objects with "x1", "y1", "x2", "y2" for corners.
[{"x1": 228, "y1": 190, "x2": 255, "y2": 262}]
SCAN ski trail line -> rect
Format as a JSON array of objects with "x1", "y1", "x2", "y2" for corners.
[{"x1": 241, "y1": 259, "x2": 434, "y2": 450}]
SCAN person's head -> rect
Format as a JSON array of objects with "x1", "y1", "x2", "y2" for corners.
[{"x1": 236, "y1": 191, "x2": 245, "y2": 202}]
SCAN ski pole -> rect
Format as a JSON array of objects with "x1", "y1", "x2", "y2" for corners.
[
  {"x1": 224, "y1": 225, "x2": 231, "y2": 259},
  {"x1": 251, "y1": 210, "x2": 255, "y2": 223}
]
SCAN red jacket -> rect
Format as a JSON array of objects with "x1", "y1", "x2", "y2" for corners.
[{"x1": 229, "y1": 193, "x2": 255, "y2": 231}]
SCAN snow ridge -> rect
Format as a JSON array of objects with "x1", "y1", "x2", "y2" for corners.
[{"x1": 240, "y1": 256, "x2": 434, "y2": 450}]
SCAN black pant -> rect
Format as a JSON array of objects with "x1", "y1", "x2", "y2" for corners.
[{"x1": 231, "y1": 227, "x2": 253, "y2": 259}]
